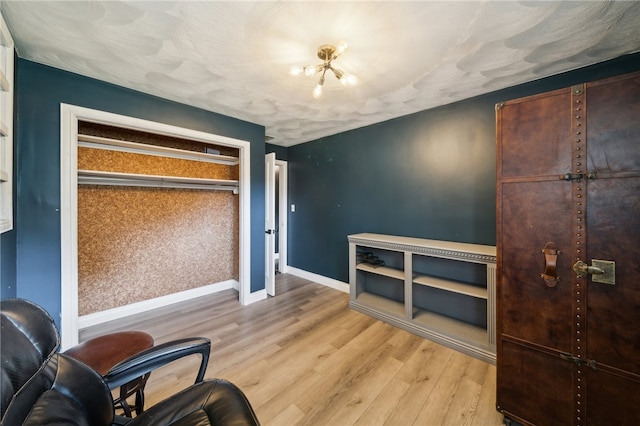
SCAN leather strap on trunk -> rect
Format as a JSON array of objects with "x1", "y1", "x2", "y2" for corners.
[{"x1": 541, "y1": 242, "x2": 560, "y2": 287}]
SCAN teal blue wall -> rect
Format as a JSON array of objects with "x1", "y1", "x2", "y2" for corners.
[
  {"x1": 286, "y1": 53, "x2": 640, "y2": 282},
  {"x1": 2, "y1": 59, "x2": 265, "y2": 327}
]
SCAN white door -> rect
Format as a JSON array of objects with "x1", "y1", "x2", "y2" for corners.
[
  {"x1": 265, "y1": 152, "x2": 276, "y2": 296},
  {"x1": 275, "y1": 159, "x2": 288, "y2": 275}
]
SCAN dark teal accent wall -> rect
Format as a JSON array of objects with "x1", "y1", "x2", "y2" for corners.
[
  {"x1": 287, "y1": 53, "x2": 640, "y2": 283},
  {"x1": 8, "y1": 59, "x2": 265, "y2": 327}
]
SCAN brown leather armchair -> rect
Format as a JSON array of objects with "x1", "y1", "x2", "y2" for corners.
[{"x1": 1, "y1": 298, "x2": 260, "y2": 426}]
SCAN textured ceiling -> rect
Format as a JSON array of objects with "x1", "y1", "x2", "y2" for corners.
[{"x1": 2, "y1": 1, "x2": 640, "y2": 146}]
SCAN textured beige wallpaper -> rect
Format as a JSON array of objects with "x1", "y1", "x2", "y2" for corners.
[{"x1": 78, "y1": 186, "x2": 239, "y2": 316}]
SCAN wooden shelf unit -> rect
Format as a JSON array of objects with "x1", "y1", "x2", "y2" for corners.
[{"x1": 348, "y1": 233, "x2": 496, "y2": 364}]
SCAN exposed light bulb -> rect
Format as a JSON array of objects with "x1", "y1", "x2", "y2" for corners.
[
  {"x1": 313, "y1": 74, "x2": 325, "y2": 98},
  {"x1": 290, "y1": 66, "x2": 304, "y2": 76},
  {"x1": 340, "y1": 74, "x2": 358, "y2": 87},
  {"x1": 304, "y1": 66, "x2": 317, "y2": 76},
  {"x1": 312, "y1": 84, "x2": 323, "y2": 98},
  {"x1": 336, "y1": 41, "x2": 348, "y2": 55}
]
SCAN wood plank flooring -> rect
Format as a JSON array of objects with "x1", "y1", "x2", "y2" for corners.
[{"x1": 81, "y1": 274, "x2": 505, "y2": 426}]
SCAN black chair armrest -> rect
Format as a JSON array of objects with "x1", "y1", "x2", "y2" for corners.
[{"x1": 103, "y1": 337, "x2": 210, "y2": 390}]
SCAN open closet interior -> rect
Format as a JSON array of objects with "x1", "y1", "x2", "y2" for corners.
[{"x1": 76, "y1": 121, "x2": 240, "y2": 316}]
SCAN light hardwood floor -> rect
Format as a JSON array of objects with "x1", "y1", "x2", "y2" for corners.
[{"x1": 81, "y1": 274, "x2": 505, "y2": 426}]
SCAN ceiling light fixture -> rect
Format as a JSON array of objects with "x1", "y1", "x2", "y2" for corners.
[{"x1": 290, "y1": 41, "x2": 357, "y2": 98}]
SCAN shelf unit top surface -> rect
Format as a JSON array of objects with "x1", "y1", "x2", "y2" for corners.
[{"x1": 349, "y1": 233, "x2": 496, "y2": 258}]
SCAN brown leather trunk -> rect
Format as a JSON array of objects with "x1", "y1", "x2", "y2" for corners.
[{"x1": 496, "y1": 71, "x2": 640, "y2": 426}]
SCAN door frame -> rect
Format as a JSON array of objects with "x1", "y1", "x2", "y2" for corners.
[
  {"x1": 265, "y1": 154, "x2": 288, "y2": 296},
  {"x1": 265, "y1": 152, "x2": 276, "y2": 295},
  {"x1": 275, "y1": 159, "x2": 288, "y2": 275},
  {"x1": 60, "y1": 104, "x2": 251, "y2": 349}
]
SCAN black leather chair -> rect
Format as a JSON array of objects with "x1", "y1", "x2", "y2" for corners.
[{"x1": 0, "y1": 298, "x2": 260, "y2": 426}]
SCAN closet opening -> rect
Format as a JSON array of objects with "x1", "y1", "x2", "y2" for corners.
[{"x1": 60, "y1": 104, "x2": 251, "y2": 349}]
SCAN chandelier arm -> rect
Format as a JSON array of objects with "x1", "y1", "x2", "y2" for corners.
[
  {"x1": 329, "y1": 65, "x2": 344, "y2": 80},
  {"x1": 318, "y1": 67, "x2": 328, "y2": 85}
]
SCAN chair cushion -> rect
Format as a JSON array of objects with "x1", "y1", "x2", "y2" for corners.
[
  {"x1": 128, "y1": 379, "x2": 260, "y2": 426},
  {"x1": 0, "y1": 299, "x2": 60, "y2": 418}
]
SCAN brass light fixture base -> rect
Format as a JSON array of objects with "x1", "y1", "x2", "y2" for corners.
[{"x1": 317, "y1": 45, "x2": 336, "y2": 61}]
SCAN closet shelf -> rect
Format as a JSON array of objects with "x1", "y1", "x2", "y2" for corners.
[
  {"x1": 78, "y1": 134, "x2": 239, "y2": 165},
  {"x1": 78, "y1": 169, "x2": 239, "y2": 192}
]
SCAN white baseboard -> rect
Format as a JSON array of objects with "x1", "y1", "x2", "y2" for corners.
[
  {"x1": 286, "y1": 266, "x2": 350, "y2": 293},
  {"x1": 78, "y1": 279, "x2": 238, "y2": 329}
]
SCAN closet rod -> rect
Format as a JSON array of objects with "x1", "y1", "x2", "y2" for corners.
[
  {"x1": 78, "y1": 134, "x2": 239, "y2": 165},
  {"x1": 78, "y1": 170, "x2": 239, "y2": 193}
]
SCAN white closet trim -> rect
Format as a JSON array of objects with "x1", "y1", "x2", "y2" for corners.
[{"x1": 60, "y1": 103, "x2": 256, "y2": 350}]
